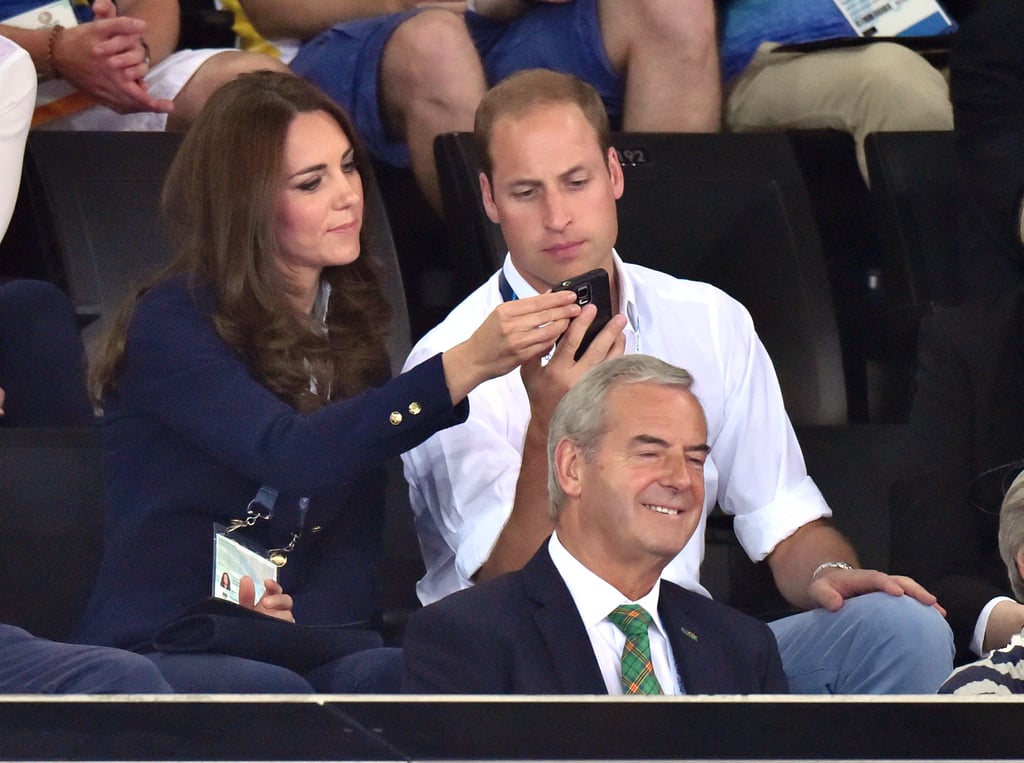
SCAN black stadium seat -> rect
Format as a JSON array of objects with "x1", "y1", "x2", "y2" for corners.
[
  {"x1": 865, "y1": 130, "x2": 962, "y2": 314},
  {"x1": 0, "y1": 427, "x2": 104, "y2": 641},
  {"x1": 863, "y1": 130, "x2": 962, "y2": 422},
  {"x1": 12, "y1": 131, "x2": 183, "y2": 343}
]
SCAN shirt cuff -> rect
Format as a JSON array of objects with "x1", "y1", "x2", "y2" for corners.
[
  {"x1": 973, "y1": 595, "x2": 1017, "y2": 656},
  {"x1": 731, "y1": 476, "x2": 832, "y2": 562}
]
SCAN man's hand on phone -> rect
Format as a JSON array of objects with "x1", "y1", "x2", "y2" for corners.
[{"x1": 521, "y1": 306, "x2": 626, "y2": 430}]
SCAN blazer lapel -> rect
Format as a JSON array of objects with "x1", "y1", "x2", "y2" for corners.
[
  {"x1": 522, "y1": 544, "x2": 608, "y2": 694},
  {"x1": 659, "y1": 583, "x2": 721, "y2": 694}
]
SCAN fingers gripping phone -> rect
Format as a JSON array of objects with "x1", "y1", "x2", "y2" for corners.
[{"x1": 554, "y1": 269, "x2": 613, "y2": 361}]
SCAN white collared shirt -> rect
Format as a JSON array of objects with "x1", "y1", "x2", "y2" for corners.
[
  {"x1": 0, "y1": 38, "x2": 34, "y2": 242},
  {"x1": 548, "y1": 533, "x2": 682, "y2": 695},
  {"x1": 402, "y1": 251, "x2": 830, "y2": 604}
]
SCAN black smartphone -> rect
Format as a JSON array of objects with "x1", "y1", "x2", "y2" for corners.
[{"x1": 554, "y1": 269, "x2": 613, "y2": 360}]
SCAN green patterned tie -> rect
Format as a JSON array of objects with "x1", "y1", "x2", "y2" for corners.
[{"x1": 607, "y1": 604, "x2": 664, "y2": 695}]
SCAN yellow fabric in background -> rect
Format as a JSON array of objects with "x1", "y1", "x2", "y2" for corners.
[{"x1": 217, "y1": 0, "x2": 281, "y2": 58}]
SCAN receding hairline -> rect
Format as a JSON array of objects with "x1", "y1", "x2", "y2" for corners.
[
  {"x1": 474, "y1": 69, "x2": 612, "y2": 180},
  {"x1": 483, "y1": 103, "x2": 612, "y2": 180},
  {"x1": 489, "y1": 98, "x2": 604, "y2": 140}
]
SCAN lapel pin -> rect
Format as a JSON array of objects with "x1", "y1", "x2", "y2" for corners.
[{"x1": 680, "y1": 627, "x2": 698, "y2": 642}]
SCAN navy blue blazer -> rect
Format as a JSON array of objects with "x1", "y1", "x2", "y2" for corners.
[
  {"x1": 73, "y1": 275, "x2": 468, "y2": 650},
  {"x1": 402, "y1": 542, "x2": 788, "y2": 694}
]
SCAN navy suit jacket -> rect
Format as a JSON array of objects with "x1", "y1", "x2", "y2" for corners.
[{"x1": 402, "y1": 542, "x2": 788, "y2": 694}]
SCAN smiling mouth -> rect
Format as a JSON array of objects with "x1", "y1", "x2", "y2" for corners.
[{"x1": 644, "y1": 504, "x2": 681, "y2": 517}]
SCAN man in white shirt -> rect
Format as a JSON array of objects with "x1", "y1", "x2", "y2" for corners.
[
  {"x1": 403, "y1": 354, "x2": 788, "y2": 694},
  {"x1": 402, "y1": 67, "x2": 955, "y2": 693}
]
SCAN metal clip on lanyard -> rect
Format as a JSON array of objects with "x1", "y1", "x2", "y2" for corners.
[{"x1": 226, "y1": 486, "x2": 309, "y2": 568}]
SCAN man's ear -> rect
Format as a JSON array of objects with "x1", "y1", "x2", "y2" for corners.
[
  {"x1": 480, "y1": 171, "x2": 500, "y2": 224},
  {"x1": 554, "y1": 437, "x2": 585, "y2": 500},
  {"x1": 607, "y1": 146, "x2": 624, "y2": 201},
  {"x1": 1015, "y1": 547, "x2": 1024, "y2": 586}
]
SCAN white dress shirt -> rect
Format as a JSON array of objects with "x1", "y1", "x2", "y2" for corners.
[
  {"x1": 548, "y1": 532, "x2": 681, "y2": 695},
  {"x1": 0, "y1": 38, "x2": 35, "y2": 241},
  {"x1": 402, "y1": 252, "x2": 831, "y2": 604}
]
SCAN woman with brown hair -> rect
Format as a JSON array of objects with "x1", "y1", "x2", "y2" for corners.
[{"x1": 71, "y1": 70, "x2": 582, "y2": 692}]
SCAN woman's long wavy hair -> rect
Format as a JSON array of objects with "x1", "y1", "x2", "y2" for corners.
[{"x1": 91, "y1": 71, "x2": 391, "y2": 411}]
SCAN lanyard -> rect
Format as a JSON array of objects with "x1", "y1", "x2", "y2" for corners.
[
  {"x1": 498, "y1": 272, "x2": 518, "y2": 302},
  {"x1": 226, "y1": 485, "x2": 310, "y2": 567}
]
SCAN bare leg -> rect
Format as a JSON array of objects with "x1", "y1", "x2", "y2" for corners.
[
  {"x1": 380, "y1": 9, "x2": 486, "y2": 212},
  {"x1": 597, "y1": 0, "x2": 721, "y2": 132},
  {"x1": 167, "y1": 50, "x2": 289, "y2": 131}
]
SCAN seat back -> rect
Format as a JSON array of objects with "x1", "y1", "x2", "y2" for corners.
[
  {"x1": 365, "y1": 170, "x2": 423, "y2": 635},
  {"x1": 434, "y1": 131, "x2": 847, "y2": 425},
  {"x1": 15, "y1": 131, "x2": 183, "y2": 345},
  {"x1": 863, "y1": 131, "x2": 962, "y2": 422},
  {"x1": 361, "y1": 166, "x2": 412, "y2": 378},
  {"x1": 433, "y1": 132, "x2": 507, "y2": 298},
  {"x1": 612, "y1": 133, "x2": 846, "y2": 425},
  {"x1": 0, "y1": 427, "x2": 104, "y2": 641},
  {"x1": 796, "y1": 422, "x2": 907, "y2": 573},
  {"x1": 865, "y1": 130, "x2": 962, "y2": 313}
]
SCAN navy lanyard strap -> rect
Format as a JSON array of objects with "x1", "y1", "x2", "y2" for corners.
[
  {"x1": 498, "y1": 272, "x2": 517, "y2": 303},
  {"x1": 249, "y1": 485, "x2": 279, "y2": 518},
  {"x1": 227, "y1": 486, "x2": 311, "y2": 567},
  {"x1": 227, "y1": 486, "x2": 309, "y2": 534}
]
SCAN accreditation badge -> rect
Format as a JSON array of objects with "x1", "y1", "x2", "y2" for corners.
[{"x1": 212, "y1": 523, "x2": 279, "y2": 604}]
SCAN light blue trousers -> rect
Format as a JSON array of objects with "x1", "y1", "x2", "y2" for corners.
[{"x1": 769, "y1": 592, "x2": 955, "y2": 694}]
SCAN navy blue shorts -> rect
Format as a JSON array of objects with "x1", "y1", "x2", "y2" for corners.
[{"x1": 291, "y1": 0, "x2": 623, "y2": 167}]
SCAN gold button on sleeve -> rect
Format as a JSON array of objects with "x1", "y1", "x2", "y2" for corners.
[
  {"x1": 389, "y1": 411, "x2": 403, "y2": 425},
  {"x1": 408, "y1": 401, "x2": 422, "y2": 415}
]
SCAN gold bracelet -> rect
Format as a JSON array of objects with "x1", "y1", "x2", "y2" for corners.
[{"x1": 44, "y1": 24, "x2": 65, "y2": 80}]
